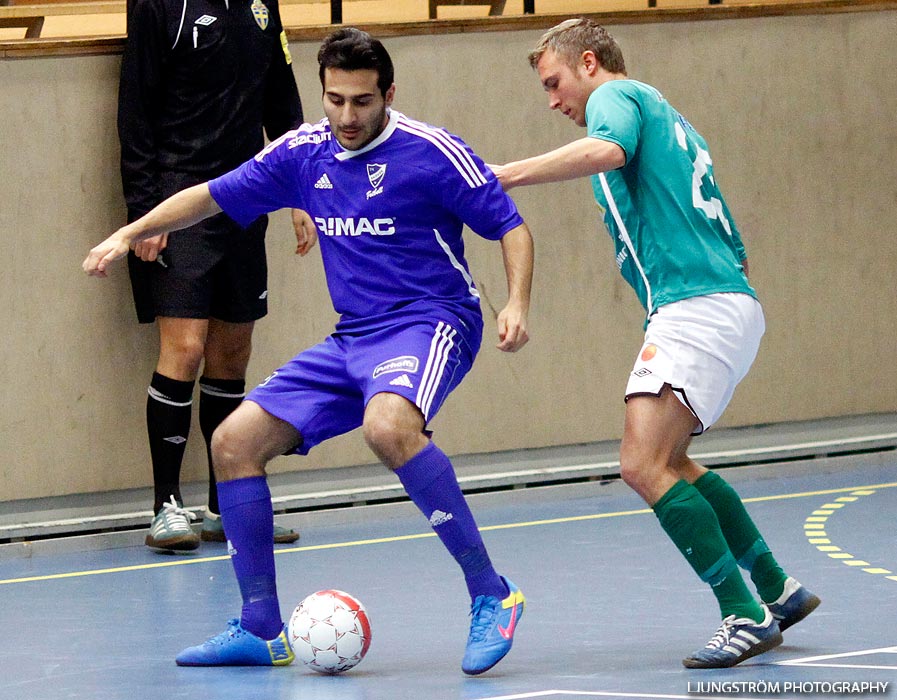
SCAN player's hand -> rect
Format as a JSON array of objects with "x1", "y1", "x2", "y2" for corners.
[
  {"x1": 133, "y1": 233, "x2": 168, "y2": 262},
  {"x1": 496, "y1": 301, "x2": 529, "y2": 352},
  {"x1": 292, "y1": 208, "x2": 318, "y2": 256},
  {"x1": 82, "y1": 231, "x2": 131, "y2": 277},
  {"x1": 488, "y1": 163, "x2": 511, "y2": 191}
]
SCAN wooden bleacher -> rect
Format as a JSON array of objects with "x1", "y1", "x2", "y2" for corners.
[
  {"x1": 0, "y1": 0, "x2": 124, "y2": 38},
  {"x1": 0, "y1": 0, "x2": 514, "y2": 39},
  {"x1": 0, "y1": 0, "x2": 831, "y2": 41},
  {"x1": 429, "y1": 0, "x2": 506, "y2": 18}
]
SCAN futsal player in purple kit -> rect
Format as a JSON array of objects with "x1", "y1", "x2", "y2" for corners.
[{"x1": 84, "y1": 28, "x2": 533, "y2": 675}]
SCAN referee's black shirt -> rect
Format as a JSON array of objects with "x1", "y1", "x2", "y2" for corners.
[{"x1": 118, "y1": 0, "x2": 304, "y2": 221}]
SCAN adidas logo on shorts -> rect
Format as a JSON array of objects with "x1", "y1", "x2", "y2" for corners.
[
  {"x1": 314, "y1": 173, "x2": 333, "y2": 189},
  {"x1": 389, "y1": 373, "x2": 414, "y2": 389}
]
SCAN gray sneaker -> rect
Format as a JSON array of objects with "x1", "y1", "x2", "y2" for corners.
[
  {"x1": 200, "y1": 510, "x2": 300, "y2": 544},
  {"x1": 145, "y1": 496, "x2": 200, "y2": 551},
  {"x1": 766, "y1": 577, "x2": 820, "y2": 632},
  {"x1": 683, "y1": 606, "x2": 783, "y2": 669}
]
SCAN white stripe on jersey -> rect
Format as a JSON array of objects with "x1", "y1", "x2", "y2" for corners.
[
  {"x1": 433, "y1": 228, "x2": 479, "y2": 300},
  {"x1": 396, "y1": 116, "x2": 487, "y2": 189},
  {"x1": 172, "y1": 0, "x2": 187, "y2": 50},
  {"x1": 598, "y1": 172, "x2": 655, "y2": 316},
  {"x1": 416, "y1": 322, "x2": 457, "y2": 419}
]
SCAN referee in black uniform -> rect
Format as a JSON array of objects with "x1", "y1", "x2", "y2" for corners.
[{"x1": 118, "y1": 0, "x2": 309, "y2": 550}]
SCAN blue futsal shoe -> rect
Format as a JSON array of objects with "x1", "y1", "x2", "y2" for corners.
[
  {"x1": 175, "y1": 619, "x2": 294, "y2": 666},
  {"x1": 766, "y1": 577, "x2": 821, "y2": 632},
  {"x1": 462, "y1": 576, "x2": 526, "y2": 675},
  {"x1": 682, "y1": 606, "x2": 783, "y2": 669}
]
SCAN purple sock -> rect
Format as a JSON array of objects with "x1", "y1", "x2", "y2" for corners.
[
  {"x1": 396, "y1": 442, "x2": 507, "y2": 601},
  {"x1": 218, "y1": 476, "x2": 282, "y2": 640}
]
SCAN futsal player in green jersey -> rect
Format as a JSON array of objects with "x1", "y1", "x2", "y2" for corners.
[{"x1": 492, "y1": 18, "x2": 820, "y2": 669}]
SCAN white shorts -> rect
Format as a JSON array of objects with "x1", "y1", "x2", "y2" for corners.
[{"x1": 625, "y1": 293, "x2": 765, "y2": 434}]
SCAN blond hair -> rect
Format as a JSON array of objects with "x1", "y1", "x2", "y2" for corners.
[{"x1": 528, "y1": 18, "x2": 626, "y2": 74}]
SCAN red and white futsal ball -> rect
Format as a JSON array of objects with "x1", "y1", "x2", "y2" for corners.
[{"x1": 288, "y1": 589, "x2": 372, "y2": 674}]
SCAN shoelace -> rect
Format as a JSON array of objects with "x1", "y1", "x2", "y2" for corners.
[
  {"x1": 159, "y1": 495, "x2": 197, "y2": 529},
  {"x1": 468, "y1": 596, "x2": 499, "y2": 642},
  {"x1": 704, "y1": 615, "x2": 738, "y2": 649},
  {"x1": 208, "y1": 619, "x2": 243, "y2": 645}
]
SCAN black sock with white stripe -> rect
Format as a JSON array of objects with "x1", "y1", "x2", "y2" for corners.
[
  {"x1": 147, "y1": 372, "x2": 194, "y2": 514},
  {"x1": 199, "y1": 376, "x2": 246, "y2": 515}
]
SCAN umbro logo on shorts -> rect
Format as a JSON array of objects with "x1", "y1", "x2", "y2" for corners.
[
  {"x1": 195, "y1": 14, "x2": 217, "y2": 25},
  {"x1": 314, "y1": 173, "x2": 333, "y2": 189},
  {"x1": 633, "y1": 367, "x2": 652, "y2": 377}
]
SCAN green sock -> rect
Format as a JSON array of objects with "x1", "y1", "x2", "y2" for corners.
[
  {"x1": 653, "y1": 480, "x2": 765, "y2": 622},
  {"x1": 693, "y1": 471, "x2": 788, "y2": 603}
]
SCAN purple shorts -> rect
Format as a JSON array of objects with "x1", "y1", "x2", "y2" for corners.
[{"x1": 247, "y1": 318, "x2": 476, "y2": 455}]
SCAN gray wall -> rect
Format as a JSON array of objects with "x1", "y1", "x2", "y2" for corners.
[{"x1": 2, "y1": 9, "x2": 895, "y2": 501}]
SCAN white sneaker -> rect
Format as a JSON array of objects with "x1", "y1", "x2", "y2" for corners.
[
  {"x1": 683, "y1": 606, "x2": 783, "y2": 668},
  {"x1": 145, "y1": 495, "x2": 200, "y2": 551}
]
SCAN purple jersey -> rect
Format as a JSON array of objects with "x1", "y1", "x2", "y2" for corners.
[{"x1": 209, "y1": 109, "x2": 523, "y2": 340}]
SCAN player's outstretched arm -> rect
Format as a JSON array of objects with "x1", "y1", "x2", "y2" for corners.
[
  {"x1": 491, "y1": 137, "x2": 625, "y2": 191},
  {"x1": 496, "y1": 223, "x2": 533, "y2": 353},
  {"x1": 82, "y1": 184, "x2": 222, "y2": 277}
]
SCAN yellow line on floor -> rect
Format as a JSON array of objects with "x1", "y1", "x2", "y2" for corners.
[
  {"x1": 803, "y1": 486, "x2": 895, "y2": 583},
  {"x1": 2, "y1": 480, "x2": 895, "y2": 586}
]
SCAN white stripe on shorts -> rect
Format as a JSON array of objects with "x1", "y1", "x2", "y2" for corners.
[{"x1": 416, "y1": 322, "x2": 457, "y2": 419}]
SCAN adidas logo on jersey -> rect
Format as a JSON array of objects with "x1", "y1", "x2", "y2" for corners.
[
  {"x1": 314, "y1": 173, "x2": 333, "y2": 189},
  {"x1": 429, "y1": 510, "x2": 454, "y2": 527},
  {"x1": 389, "y1": 374, "x2": 414, "y2": 389}
]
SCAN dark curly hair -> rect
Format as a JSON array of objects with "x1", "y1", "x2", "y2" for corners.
[{"x1": 317, "y1": 28, "x2": 395, "y2": 97}]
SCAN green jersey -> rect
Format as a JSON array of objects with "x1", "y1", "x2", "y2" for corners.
[{"x1": 585, "y1": 79, "x2": 756, "y2": 321}]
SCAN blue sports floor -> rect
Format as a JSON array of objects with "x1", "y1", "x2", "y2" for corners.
[{"x1": 1, "y1": 421, "x2": 896, "y2": 700}]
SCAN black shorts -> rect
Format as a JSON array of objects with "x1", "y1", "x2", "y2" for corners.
[{"x1": 127, "y1": 174, "x2": 268, "y2": 324}]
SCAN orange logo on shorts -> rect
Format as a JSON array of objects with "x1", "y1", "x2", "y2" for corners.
[{"x1": 641, "y1": 344, "x2": 658, "y2": 362}]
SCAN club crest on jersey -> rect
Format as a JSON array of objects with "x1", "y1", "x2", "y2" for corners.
[
  {"x1": 251, "y1": 0, "x2": 269, "y2": 30},
  {"x1": 366, "y1": 163, "x2": 386, "y2": 199}
]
